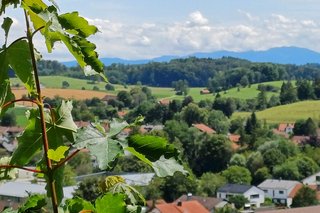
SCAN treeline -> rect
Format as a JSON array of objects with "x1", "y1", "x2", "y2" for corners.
[{"x1": 38, "y1": 57, "x2": 320, "y2": 90}]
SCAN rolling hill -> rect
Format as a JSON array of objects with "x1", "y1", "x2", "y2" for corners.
[{"x1": 62, "y1": 46, "x2": 320, "y2": 66}]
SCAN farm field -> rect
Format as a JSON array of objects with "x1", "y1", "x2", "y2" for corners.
[
  {"x1": 232, "y1": 100, "x2": 320, "y2": 124},
  {"x1": 12, "y1": 88, "x2": 109, "y2": 100},
  {"x1": 10, "y1": 76, "x2": 288, "y2": 102}
]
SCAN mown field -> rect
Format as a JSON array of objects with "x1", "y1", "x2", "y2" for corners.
[
  {"x1": 10, "y1": 76, "x2": 286, "y2": 102},
  {"x1": 232, "y1": 100, "x2": 320, "y2": 124}
]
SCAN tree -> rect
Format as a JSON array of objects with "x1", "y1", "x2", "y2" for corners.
[
  {"x1": 194, "y1": 135, "x2": 233, "y2": 175},
  {"x1": 207, "y1": 110, "x2": 230, "y2": 134},
  {"x1": 197, "y1": 173, "x2": 226, "y2": 197},
  {"x1": 181, "y1": 103, "x2": 207, "y2": 126},
  {"x1": 0, "y1": 111, "x2": 16, "y2": 126},
  {"x1": 256, "y1": 90, "x2": 267, "y2": 110},
  {"x1": 62, "y1": 80, "x2": 70, "y2": 88},
  {"x1": 172, "y1": 80, "x2": 189, "y2": 96},
  {"x1": 292, "y1": 186, "x2": 317, "y2": 207},
  {"x1": 105, "y1": 83, "x2": 115, "y2": 91},
  {"x1": 228, "y1": 195, "x2": 249, "y2": 210},
  {"x1": 262, "y1": 148, "x2": 286, "y2": 170},
  {"x1": 294, "y1": 118, "x2": 317, "y2": 136},
  {"x1": 229, "y1": 154, "x2": 246, "y2": 167},
  {"x1": 296, "y1": 80, "x2": 314, "y2": 100},
  {"x1": 222, "y1": 166, "x2": 252, "y2": 184},
  {"x1": 280, "y1": 81, "x2": 297, "y2": 104},
  {"x1": 253, "y1": 167, "x2": 271, "y2": 185},
  {"x1": 73, "y1": 177, "x2": 103, "y2": 202},
  {"x1": 117, "y1": 90, "x2": 133, "y2": 108}
]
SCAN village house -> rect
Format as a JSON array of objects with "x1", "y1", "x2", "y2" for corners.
[
  {"x1": 217, "y1": 183, "x2": 265, "y2": 208},
  {"x1": 277, "y1": 123, "x2": 295, "y2": 134},
  {"x1": 258, "y1": 179, "x2": 301, "y2": 207},
  {"x1": 175, "y1": 194, "x2": 226, "y2": 213},
  {"x1": 200, "y1": 89, "x2": 211, "y2": 95},
  {"x1": 151, "y1": 200, "x2": 210, "y2": 213},
  {"x1": 192, "y1": 123, "x2": 216, "y2": 134}
]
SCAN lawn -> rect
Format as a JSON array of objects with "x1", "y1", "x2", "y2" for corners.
[
  {"x1": 10, "y1": 76, "x2": 290, "y2": 102},
  {"x1": 232, "y1": 100, "x2": 320, "y2": 124}
]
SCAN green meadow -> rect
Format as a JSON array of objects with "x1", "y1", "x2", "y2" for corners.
[
  {"x1": 232, "y1": 100, "x2": 320, "y2": 124},
  {"x1": 10, "y1": 76, "x2": 289, "y2": 102}
]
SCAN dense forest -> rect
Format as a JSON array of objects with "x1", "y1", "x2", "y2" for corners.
[{"x1": 36, "y1": 57, "x2": 320, "y2": 91}]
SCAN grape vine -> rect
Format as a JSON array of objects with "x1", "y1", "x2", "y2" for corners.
[{"x1": 0, "y1": 1, "x2": 186, "y2": 212}]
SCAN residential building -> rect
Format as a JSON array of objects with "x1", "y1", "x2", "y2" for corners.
[
  {"x1": 151, "y1": 200, "x2": 210, "y2": 213},
  {"x1": 217, "y1": 184, "x2": 265, "y2": 208},
  {"x1": 175, "y1": 194, "x2": 225, "y2": 212},
  {"x1": 258, "y1": 179, "x2": 301, "y2": 207},
  {"x1": 277, "y1": 123, "x2": 294, "y2": 134},
  {"x1": 192, "y1": 123, "x2": 216, "y2": 134}
]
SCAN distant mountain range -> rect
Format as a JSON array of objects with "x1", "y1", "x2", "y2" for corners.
[{"x1": 62, "y1": 46, "x2": 320, "y2": 67}]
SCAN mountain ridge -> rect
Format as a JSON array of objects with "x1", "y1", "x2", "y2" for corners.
[{"x1": 62, "y1": 46, "x2": 320, "y2": 67}]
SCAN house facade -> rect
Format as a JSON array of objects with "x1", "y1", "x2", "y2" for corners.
[
  {"x1": 258, "y1": 179, "x2": 300, "y2": 207},
  {"x1": 217, "y1": 184, "x2": 265, "y2": 208}
]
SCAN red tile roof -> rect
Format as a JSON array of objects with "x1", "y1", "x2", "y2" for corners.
[
  {"x1": 278, "y1": 123, "x2": 294, "y2": 132},
  {"x1": 228, "y1": 134, "x2": 240, "y2": 143},
  {"x1": 291, "y1": 136, "x2": 310, "y2": 145},
  {"x1": 174, "y1": 195, "x2": 222, "y2": 210},
  {"x1": 200, "y1": 89, "x2": 211, "y2": 94},
  {"x1": 192, "y1": 123, "x2": 216, "y2": 134},
  {"x1": 155, "y1": 200, "x2": 210, "y2": 213},
  {"x1": 288, "y1": 183, "x2": 303, "y2": 198},
  {"x1": 159, "y1": 99, "x2": 171, "y2": 105}
]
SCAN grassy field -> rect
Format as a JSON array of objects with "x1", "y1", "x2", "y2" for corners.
[
  {"x1": 5, "y1": 107, "x2": 28, "y2": 127},
  {"x1": 232, "y1": 100, "x2": 320, "y2": 124},
  {"x1": 10, "y1": 76, "x2": 288, "y2": 102}
]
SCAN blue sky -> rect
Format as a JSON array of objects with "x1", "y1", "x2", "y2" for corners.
[{"x1": 4, "y1": 0, "x2": 320, "y2": 61}]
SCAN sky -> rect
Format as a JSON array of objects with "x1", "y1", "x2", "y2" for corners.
[{"x1": 3, "y1": 0, "x2": 320, "y2": 61}]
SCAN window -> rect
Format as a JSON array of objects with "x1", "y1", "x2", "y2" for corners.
[
  {"x1": 279, "y1": 190, "x2": 284, "y2": 194},
  {"x1": 316, "y1": 176, "x2": 320, "y2": 181},
  {"x1": 263, "y1": 190, "x2": 268, "y2": 193},
  {"x1": 250, "y1": 194, "x2": 260, "y2": 199}
]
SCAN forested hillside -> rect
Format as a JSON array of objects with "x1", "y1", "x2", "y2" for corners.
[{"x1": 37, "y1": 57, "x2": 320, "y2": 90}]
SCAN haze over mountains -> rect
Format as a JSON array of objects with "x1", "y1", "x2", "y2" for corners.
[{"x1": 62, "y1": 46, "x2": 320, "y2": 67}]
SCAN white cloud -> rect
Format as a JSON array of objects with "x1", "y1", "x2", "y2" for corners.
[{"x1": 6, "y1": 10, "x2": 320, "y2": 61}]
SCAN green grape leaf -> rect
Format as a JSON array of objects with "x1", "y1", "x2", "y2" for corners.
[
  {"x1": 74, "y1": 125, "x2": 103, "y2": 149},
  {"x1": 0, "y1": 0, "x2": 20, "y2": 16},
  {"x1": 11, "y1": 101, "x2": 77, "y2": 166},
  {"x1": 95, "y1": 193, "x2": 126, "y2": 213},
  {"x1": 64, "y1": 197, "x2": 95, "y2": 213},
  {"x1": 128, "y1": 135, "x2": 179, "y2": 161},
  {"x1": 125, "y1": 147, "x2": 152, "y2": 167},
  {"x1": 2, "y1": 17, "x2": 13, "y2": 47},
  {"x1": 72, "y1": 36, "x2": 104, "y2": 75},
  {"x1": 48, "y1": 146, "x2": 69, "y2": 162},
  {"x1": 1, "y1": 208, "x2": 18, "y2": 213},
  {"x1": 88, "y1": 138, "x2": 123, "y2": 170},
  {"x1": 110, "y1": 182, "x2": 146, "y2": 205},
  {"x1": 10, "y1": 109, "x2": 43, "y2": 166},
  {"x1": 45, "y1": 166, "x2": 64, "y2": 205},
  {"x1": 7, "y1": 40, "x2": 37, "y2": 95},
  {"x1": 18, "y1": 194, "x2": 46, "y2": 213},
  {"x1": 54, "y1": 100, "x2": 78, "y2": 133},
  {"x1": 0, "y1": 51, "x2": 15, "y2": 115},
  {"x1": 126, "y1": 147, "x2": 187, "y2": 177},
  {"x1": 22, "y1": 2, "x2": 105, "y2": 76},
  {"x1": 108, "y1": 119, "x2": 129, "y2": 137},
  {"x1": 152, "y1": 156, "x2": 188, "y2": 177},
  {"x1": 74, "y1": 125, "x2": 124, "y2": 170},
  {"x1": 58, "y1": 12, "x2": 98, "y2": 37}
]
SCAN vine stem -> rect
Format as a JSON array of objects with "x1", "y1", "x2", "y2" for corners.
[
  {"x1": 24, "y1": 10, "x2": 59, "y2": 213},
  {"x1": 53, "y1": 149, "x2": 81, "y2": 171},
  {"x1": 1, "y1": 98, "x2": 38, "y2": 110},
  {"x1": 0, "y1": 165, "x2": 43, "y2": 173}
]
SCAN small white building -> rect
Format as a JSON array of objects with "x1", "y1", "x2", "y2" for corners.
[
  {"x1": 217, "y1": 184, "x2": 265, "y2": 208},
  {"x1": 258, "y1": 179, "x2": 300, "y2": 207},
  {"x1": 302, "y1": 171, "x2": 320, "y2": 185}
]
